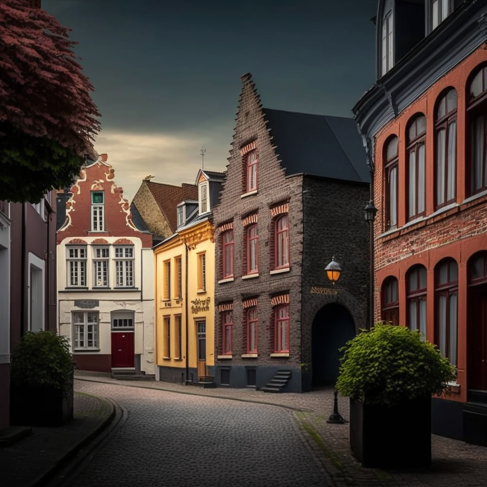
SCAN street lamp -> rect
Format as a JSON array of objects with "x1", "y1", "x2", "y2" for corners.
[
  {"x1": 364, "y1": 200, "x2": 377, "y2": 330},
  {"x1": 325, "y1": 256, "x2": 342, "y2": 285}
]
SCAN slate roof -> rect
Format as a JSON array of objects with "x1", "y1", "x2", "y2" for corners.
[
  {"x1": 145, "y1": 181, "x2": 198, "y2": 233},
  {"x1": 129, "y1": 202, "x2": 150, "y2": 233},
  {"x1": 263, "y1": 108, "x2": 370, "y2": 184}
]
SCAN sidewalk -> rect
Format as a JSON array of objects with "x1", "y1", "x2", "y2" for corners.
[{"x1": 1, "y1": 371, "x2": 487, "y2": 487}]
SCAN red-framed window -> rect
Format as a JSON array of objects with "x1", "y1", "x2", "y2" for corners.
[
  {"x1": 275, "y1": 214, "x2": 289, "y2": 269},
  {"x1": 407, "y1": 265, "x2": 427, "y2": 339},
  {"x1": 469, "y1": 252, "x2": 487, "y2": 285},
  {"x1": 468, "y1": 65, "x2": 487, "y2": 196},
  {"x1": 274, "y1": 304, "x2": 290, "y2": 353},
  {"x1": 384, "y1": 136, "x2": 398, "y2": 230},
  {"x1": 246, "y1": 151, "x2": 258, "y2": 193},
  {"x1": 246, "y1": 224, "x2": 259, "y2": 274},
  {"x1": 407, "y1": 115, "x2": 426, "y2": 220},
  {"x1": 222, "y1": 310, "x2": 233, "y2": 355},
  {"x1": 247, "y1": 307, "x2": 258, "y2": 354},
  {"x1": 222, "y1": 230, "x2": 234, "y2": 279},
  {"x1": 381, "y1": 276, "x2": 399, "y2": 325},
  {"x1": 435, "y1": 88, "x2": 457, "y2": 209},
  {"x1": 435, "y1": 258, "x2": 458, "y2": 366}
]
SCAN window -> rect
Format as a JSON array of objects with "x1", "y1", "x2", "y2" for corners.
[
  {"x1": 275, "y1": 215, "x2": 289, "y2": 269},
  {"x1": 91, "y1": 192, "x2": 104, "y2": 232},
  {"x1": 222, "y1": 311, "x2": 233, "y2": 355},
  {"x1": 381, "y1": 277, "x2": 399, "y2": 325},
  {"x1": 246, "y1": 151, "x2": 258, "y2": 192},
  {"x1": 469, "y1": 252, "x2": 487, "y2": 284},
  {"x1": 247, "y1": 307, "x2": 258, "y2": 354},
  {"x1": 381, "y1": 9, "x2": 394, "y2": 75},
  {"x1": 246, "y1": 224, "x2": 259, "y2": 274},
  {"x1": 407, "y1": 115, "x2": 426, "y2": 220},
  {"x1": 163, "y1": 316, "x2": 170, "y2": 358},
  {"x1": 31, "y1": 199, "x2": 45, "y2": 220},
  {"x1": 274, "y1": 304, "x2": 290, "y2": 353},
  {"x1": 73, "y1": 311, "x2": 99, "y2": 349},
  {"x1": 197, "y1": 253, "x2": 206, "y2": 291},
  {"x1": 163, "y1": 260, "x2": 171, "y2": 300},
  {"x1": 67, "y1": 246, "x2": 87, "y2": 287},
  {"x1": 435, "y1": 89, "x2": 457, "y2": 208},
  {"x1": 200, "y1": 183, "x2": 208, "y2": 213},
  {"x1": 407, "y1": 266, "x2": 427, "y2": 339},
  {"x1": 175, "y1": 256, "x2": 182, "y2": 298},
  {"x1": 28, "y1": 253, "x2": 45, "y2": 332},
  {"x1": 435, "y1": 259, "x2": 458, "y2": 366},
  {"x1": 175, "y1": 315, "x2": 182, "y2": 359},
  {"x1": 112, "y1": 314, "x2": 134, "y2": 329},
  {"x1": 384, "y1": 136, "x2": 399, "y2": 230},
  {"x1": 177, "y1": 206, "x2": 184, "y2": 227},
  {"x1": 431, "y1": 0, "x2": 451, "y2": 30},
  {"x1": 222, "y1": 230, "x2": 234, "y2": 279},
  {"x1": 115, "y1": 246, "x2": 134, "y2": 287},
  {"x1": 468, "y1": 66, "x2": 487, "y2": 195},
  {"x1": 93, "y1": 246, "x2": 109, "y2": 287}
]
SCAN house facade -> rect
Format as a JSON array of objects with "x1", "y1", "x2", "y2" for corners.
[
  {"x1": 212, "y1": 74, "x2": 370, "y2": 393},
  {"x1": 154, "y1": 169, "x2": 223, "y2": 385},
  {"x1": 56, "y1": 154, "x2": 155, "y2": 376},
  {"x1": 354, "y1": 0, "x2": 487, "y2": 444},
  {"x1": 0, "y1": 195, "x2": 57, "y2": 429}
]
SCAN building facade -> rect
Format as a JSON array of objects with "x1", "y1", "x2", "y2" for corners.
[
  {"x1": 354, "y1": 0, "x2": 487, "y2": 444},
  {"x1": 154, "y1": 169, "x2": 223, "y2": 385},
  {"x1": 56, "y1": 154, "x2": 155, "y2": 376},
  {"x1": 212, "y1": 74, "x2": 370, "y2": 393},
  {"x1": 0, "y1": 195, "x2": 57, "y2": 429}
]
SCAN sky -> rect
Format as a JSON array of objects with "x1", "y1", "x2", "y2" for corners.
[{"x1": 43, "y1": 0, "x2": 379, "y2": 202}]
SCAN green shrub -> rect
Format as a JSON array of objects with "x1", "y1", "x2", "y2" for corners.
[
  {"x1": 335, "y1": 324, "x2": 455, "y2": 407},
  {"x1": 10, "y1": 331, "x2": 77, "y2": 395}
]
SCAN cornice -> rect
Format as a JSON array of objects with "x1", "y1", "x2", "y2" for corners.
[{"x1": 179, "y1": 220, "x2": 214, "y2": 249}]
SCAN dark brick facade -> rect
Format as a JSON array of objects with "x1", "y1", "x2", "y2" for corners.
[{"x1": 212, "y1": 74, "x2": 369, "y2": 392}]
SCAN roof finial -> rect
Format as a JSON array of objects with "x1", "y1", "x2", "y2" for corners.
[{"x1": 201, "y1": 146, "x2": 206, "y2": 169}]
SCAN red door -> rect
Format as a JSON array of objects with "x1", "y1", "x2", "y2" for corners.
[
  {"x1": 111, "y1": 332, "x2": 135, "y2": 368},
  {"x1": 468, "y1": 286, "x2": 487, "y2": 390}
]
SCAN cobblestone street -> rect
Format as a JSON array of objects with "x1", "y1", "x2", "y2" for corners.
[{"x1": 63, "y1": 380, "x2": 330, "y2": 487}]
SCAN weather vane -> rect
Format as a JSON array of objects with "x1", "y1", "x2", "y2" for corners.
[{"x1": 201, "y1": 147, "x2": 206, "y2": 169}]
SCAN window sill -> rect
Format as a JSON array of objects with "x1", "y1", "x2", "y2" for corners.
[
  {"x1": 114, "y1": 287, "x2": 138, "y2": 290},
  {"x1": 241, "y1": 190, "x2": 258, "y2": 199},
  {"x1": 197, "y1": 289, "x2": 207, "y2": 294},
  {"x1": 447, "y1": 381, "x2": 461, "y2": 394},
  {"x1": 270, "y1": 352, "x2": 290, "y2": 358},
  {"x1": 88, "y1": 231, "x2": 109, "y2": 234},
  {"x1": 74, "y1": 348, "x2": 100, "y2": 353},
  {"x1": 270, "y1": 267, "x2": 290, "y2": 275},
  {"x1": 217, "y1": 354, "x2": 233, "y2": 360},
  {"x1": 162, "y1": 357, "x2": 171, "y2": 361},
  {"x1": 242, "y1": 273, "x2": 259, "y2": 280},
  {"x1": 218, "y1": 277, "x2": 234, "y2": 285},
  {"x1": 64, "y1": 287, "x2": 89, "y2": 291},
  {"x1": 241, "y1": 353, "x2": 258, "y2": 358}
]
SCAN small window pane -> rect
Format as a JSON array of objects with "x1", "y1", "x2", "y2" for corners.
[{"x1": 386, "y1": 137, "x2": 398, "y2": 160}]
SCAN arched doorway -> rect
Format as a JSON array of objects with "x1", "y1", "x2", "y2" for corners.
[{"x1": 312, "y1": 303, "x2": 355, "y2": 388}]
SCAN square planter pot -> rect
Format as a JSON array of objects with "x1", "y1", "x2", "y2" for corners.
[
  {"x1": 350, "y1": 396, "x2": 431, "y2": 468},
  {"x1": 10, "y1": 384, "x2": 73, "y2": 427}
]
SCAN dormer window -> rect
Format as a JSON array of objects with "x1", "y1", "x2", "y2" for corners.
[
  {"x1": 199, "y1": 182, "x2": 208, "y2": 213},
  {"x1": 381, "y1": 9, "x2": 394, "y2": 76},
  {"x1": 431, "y1": 0, "x2": 451, "y2": 30},
  {"x1": 177, "y1": 205, "x2": 185, "y2": 227}
]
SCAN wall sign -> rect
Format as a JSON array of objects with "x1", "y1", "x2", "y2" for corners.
[
  {"x1": 310, "y1": 286, "x2": 338, "y2": 296},
  {"x1": 191, "y1": 297, "x2": 210, "y2": 314},
  {"x1": 74, "y1": 299, "x2": 99, "y2": 308}
]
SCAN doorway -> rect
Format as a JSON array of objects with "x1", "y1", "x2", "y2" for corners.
[
  {"x1": 311, "y1": 303, "x2": 355, "y2": 387},
  {"x1": 111, "y1": 312, "x2": 135, "y2": 368},
  {"x1": 196, "y1": 320, "x2": 206, "y2": 379},
  {"x1": 468, "y1": 284, "x2": 487, "y2": 391}
]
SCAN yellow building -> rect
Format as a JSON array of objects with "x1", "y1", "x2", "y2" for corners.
[{"x1": 154, "y1": 170, "x2": 224, "y2": 385}]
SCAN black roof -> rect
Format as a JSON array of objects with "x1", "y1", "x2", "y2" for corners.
[
  {"x1": 130, "y1": 202, "x2": 150, "y2": 233},
  {"x1": 263, "y1": 108, "x2": 370, "y2": 184}
]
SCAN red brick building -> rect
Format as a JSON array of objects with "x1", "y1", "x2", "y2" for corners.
[{"x1": 354, "y1": 0, "x2": 487, "y2": 444}]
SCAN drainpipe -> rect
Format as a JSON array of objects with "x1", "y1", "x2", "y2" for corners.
[
  {"x1": 184, "y1": 242, "x2": 189, "y2": 384},
  {"x1": 20, "y1": 203, "x2": 26, "y2": 337}
]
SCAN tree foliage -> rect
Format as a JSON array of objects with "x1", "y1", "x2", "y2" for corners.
[
  {"x1": 335, "y1": 324, "x2": 455, "y2": 407},
  {"x1": 0, "y1": 0, "x2": 100, "y2": 202}
]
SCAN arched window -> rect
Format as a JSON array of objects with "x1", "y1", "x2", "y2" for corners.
[
  {"x1": 468, "y1": 65, "x2": 487, "y2": 195},
  {"x1": 381, "y1": 276, "x2": 399, "y2": 325},
  {"x1": 435, "y1": 89, "x2": 457, "y2": 208},
  {"x1": 407, "y1": 265, "x2": 427, "y2": 339},
  {"x1": 407, "y1": 115, "x2": 426, "y2": 220},
  {"x1": 384, "y1": 136, "x2": 398, "y2": 230},
  {"x1": 435, "y1": 258, "x2": 458, "y2": 366}
]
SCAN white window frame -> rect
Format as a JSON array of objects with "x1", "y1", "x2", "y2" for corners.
[
  {"x1": 115, "y1": 246, "x2": 134, "y2": 287},
  {"x1": 67, "y1": 246, "x2": 87, "y2": 287},
  {"x1": 73, "y1": 311, "x2": 99, "y2": 350},
  {"x1": 111, "y1": 311, "x2": 134, "y2": 330},
  {"x1": 199, "y1": 182, "x2": 209, "y2": 214},
  {"x1": 91, "y1": 192, "x2": 105, "y2": 232},
  {"x1": 381, "y1": 10, "x2": 394, "y2": 76},
  {"x1": 93, "y1": 246, "x2": 110, "y2": 288},
  {"x1": 177, "y1": 205, "x2": 185, "y2": 227}
]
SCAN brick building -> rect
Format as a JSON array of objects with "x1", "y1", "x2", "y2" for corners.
[
  {"x1": 212, "y1": 74, "x2": 370, "y2": 392},
  {"x1": 56, "y1": 154, "x2": 155, "y2": 376},
  {"x1": 354, "y1": 0, "x2": 487, "y2": 444}
]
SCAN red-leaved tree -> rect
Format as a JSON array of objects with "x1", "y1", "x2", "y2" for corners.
[{"x1": 0, "y1": 0, "x2": 100, "y2": 202}]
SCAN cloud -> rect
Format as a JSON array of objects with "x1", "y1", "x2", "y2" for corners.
[{"x1": 94, "y1": 128, "x2": 231, "y2": 202}]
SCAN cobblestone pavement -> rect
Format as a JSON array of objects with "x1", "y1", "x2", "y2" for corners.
[
  {"x1": 74, "y1": 373, "x2": 487, "y2": 487},
  {"x1": 65, "y1": 380, "x2": 331, "y2": 487}
]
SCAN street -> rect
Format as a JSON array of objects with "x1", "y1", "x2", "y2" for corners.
[{"x1": 60, "y1": 381, "x2": 329, "y2": 487}]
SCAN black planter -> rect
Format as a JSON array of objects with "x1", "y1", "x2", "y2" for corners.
[
  {"x1": 349, "y1": 396, "x2": 431, "y2": 468},
  {"x1": 10, "y1": 384, "x2": 74, "y2": 427}
]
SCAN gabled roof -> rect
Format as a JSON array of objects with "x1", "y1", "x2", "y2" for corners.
[
  {"x1": 145, "y1": 181, "x2": 198, "y2": 233},
  {"x1": 129, "y1": 202, "x2": 150, "y2": 233},
  {"x1": 263, "y1": 108, "x2": 370, "y2": 184}
]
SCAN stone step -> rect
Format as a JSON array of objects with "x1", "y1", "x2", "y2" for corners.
[{"x1": 467, "y1": 389, "x2": 487, "y2": 405}]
